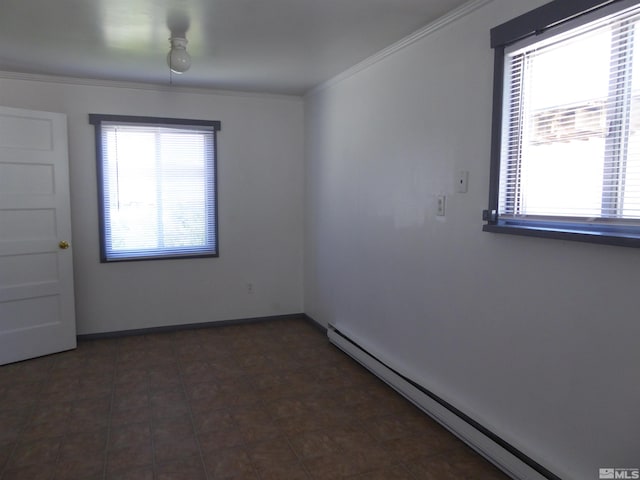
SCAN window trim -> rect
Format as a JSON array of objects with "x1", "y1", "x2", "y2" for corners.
[
  {"x1": 484, "y1": 0, "x2": 640, "y2": 248},
  {"x1": 89, "y1": 114, "x2": 221, "y2": 262}
]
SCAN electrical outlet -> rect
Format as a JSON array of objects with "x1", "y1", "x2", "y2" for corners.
[
  {"x1": 246, "y1": 282, "x2": 254, "y2": 294},
  {"x1": 437, "y1": 195, "x2": 446, "y2": 216}
]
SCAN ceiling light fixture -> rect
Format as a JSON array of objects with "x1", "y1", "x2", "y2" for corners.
[{"x1": 167, "y1": 36, "x2": 191, "y2": 74}]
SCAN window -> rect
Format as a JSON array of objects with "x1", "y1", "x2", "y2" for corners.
[
  {"x1": 485, "y1": 0, "x2": 640, "y2": 247},
  {"x1": 89, "y1": 114, "x2": 221, "y2": 262}
]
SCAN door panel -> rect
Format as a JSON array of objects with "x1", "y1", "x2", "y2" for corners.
[
  {"x1": 0, "y1": 209, "x2": 57, "y2": 241},
  {"x1": 0, "y1": 106, "x2": 76, "y2": 365},
  {"x1": 0, "y1": 163, "x2": 55, "y2": 194},
  {"x1": 0, "y1": 253, "x2": 59, "y2": 285}
]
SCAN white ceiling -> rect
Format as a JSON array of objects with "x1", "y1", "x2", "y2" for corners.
[{"x1": 0, "y1": 0, "x2": 470, "y2": 95}]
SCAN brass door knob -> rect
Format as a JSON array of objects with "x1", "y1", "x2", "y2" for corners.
[{"x1": 58, "y1": 241, "x2": 70, "y2": 250}]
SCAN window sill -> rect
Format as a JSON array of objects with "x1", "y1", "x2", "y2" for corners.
[
  {"x1": 483, "y1": 223, "x2": 640, "y2": 248},
  {"x1": 101, "y1": 252, "x2": 218, "y2": 263}
]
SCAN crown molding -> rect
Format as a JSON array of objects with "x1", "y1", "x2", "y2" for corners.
[
  {"x1": 0, "y1": 70, "x2": 303, "y2": 102},
  {"x1": 305, "y1": 0, "x2": 494, "y2": 98}
]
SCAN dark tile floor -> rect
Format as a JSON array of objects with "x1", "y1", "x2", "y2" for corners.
[{"x1": 0, "y1": 318, "x2": 510, "y2": 479}]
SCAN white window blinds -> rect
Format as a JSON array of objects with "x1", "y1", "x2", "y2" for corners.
[
  {"x1": 499, "y1": 3, "x2": 640, "y2": 224},
  {"x1": 92, "y1": 117, "x2": 219, "y2": 262}
]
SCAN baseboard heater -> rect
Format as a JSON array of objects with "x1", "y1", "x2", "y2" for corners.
[{"x1": 327, "y1": 325, "x2": 560, "y2": 480}]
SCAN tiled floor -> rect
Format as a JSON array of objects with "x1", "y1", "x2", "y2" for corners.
[{"x1": 0, "y1": 318, "x2": 511, "y2": 479}]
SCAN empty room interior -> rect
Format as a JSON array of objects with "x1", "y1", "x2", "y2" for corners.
[{"x1": 0, "y1": 0, "x2": 638, "y2": 479}]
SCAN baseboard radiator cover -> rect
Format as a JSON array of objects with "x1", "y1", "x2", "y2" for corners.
[{"x1": 327, "y1": 325, "x2": 559, "y2": 480}]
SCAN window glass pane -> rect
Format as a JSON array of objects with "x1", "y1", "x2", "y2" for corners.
[
  {"x1": 106, "y1": 129, "x2": 159, "y2": 250},
  {"x1": 159, "y1": 132, "x2": 208, "y2": 248},
  {"x1": 514, "y1": 28, "x2": 611, "y2": 217}
]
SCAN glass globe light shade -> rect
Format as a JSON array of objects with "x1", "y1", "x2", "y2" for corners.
[{"x1": 167, "y1": 37, "x2": 191, "y2": 74}]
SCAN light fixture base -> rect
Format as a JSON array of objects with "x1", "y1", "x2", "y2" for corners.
[{"x1": 167, "y1": 36, "x2": 191, "y2": 74}]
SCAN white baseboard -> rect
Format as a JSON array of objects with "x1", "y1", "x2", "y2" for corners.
[{"x1": 327, "y1": 326, "x2": 554, "y2": 480}]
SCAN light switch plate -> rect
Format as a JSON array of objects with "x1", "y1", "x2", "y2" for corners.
[{"x1": 437, "y1": 195, "x2": 446, "y2": 216}]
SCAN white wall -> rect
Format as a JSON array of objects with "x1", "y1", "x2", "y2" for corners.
[
  {"x1": 304, "y1": 1, "x2": 640, "y2": 479},
  {"x1": 0, "y1": 75, "x2": 304, "y2": 335}
]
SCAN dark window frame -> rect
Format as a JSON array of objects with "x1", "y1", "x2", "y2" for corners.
[
  {"x1": 484, "y1": 0, "x2": 640, "y2": 248},
  {"x1": 89, "y1": 114, "x2": 221, "y2": 262}
]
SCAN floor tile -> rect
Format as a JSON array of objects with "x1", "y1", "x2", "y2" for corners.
[
  {"x1": 345, "y1": 464, "x2": 416, "y2": 480},
  {"x1": 58, "y1": 429, "x2": 108, "y2": 460},
  {"x1": 112, "y1": 391, "x2": 149, "y2": 413},
  {"x1": 155, "y1": 456, "x2": 207, "y2": 480},
  {"x1": 0, "y1": 442, "x2": 14, "y2": 471},
  {"x1": 18, "y1": 419, "x2": 68, "y2": 442},
  {"x1": 106, "y1": 443, "x2": 153, "y2": 475},
  {"x1": 303, "y1": 450, "x2": 379, "y2": 478},
  {"x1": 114, "y1": 368, "x2": 147, "y2": 386},
  {"x1": 153, "y1": 415, "x2": 199, "y2": 463},
  {"x1": 28, "y1": 402, "x2": 73, "y2": 427},
  {"x1": 105, "y1": 464, "x2": 154, "y2": 480},
  {"x1": 108, "y1": 422, "x2": 151, "y2": 450},
  {"x1": 0, "y1": 414, "x2": 27, "y2": 446},
  {"x1": 288, "y1": 429, "x2": 340, "y2": 459},
  {"x1": 1, "y1": 463, "x2": 56, "y2": 480},
  {"x1": 7, "y1": 438, "x2": 62, "y2": 469},
  {"x1": 254, "y1": 460, "x2": 311, "y2": 480},
  {"x1": 54, "y1": 457, "x2": 105, "y2": 480},
  {"x1": 202, "y1": 446, "x2": 258, "y2": 479},
  {"x1": 67, "y1": 397, "x2": 111, "y2": 433},
  {"x1": 198, "y1": 426, "x2": 245, "y2": 452},
  {"x1": 245, "y1": 437, "x2": 298, "y2": 471},
  {"x1": 191, "y1": 408, "x2": 235, "y2": 434},
  {"x1": 110, "y1": 405, "x2": 153, "y2": 427}
]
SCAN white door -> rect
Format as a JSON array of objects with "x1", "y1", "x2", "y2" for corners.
[{"x1": 0, "y1": 105, "x2": 76, "y2": 365}]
